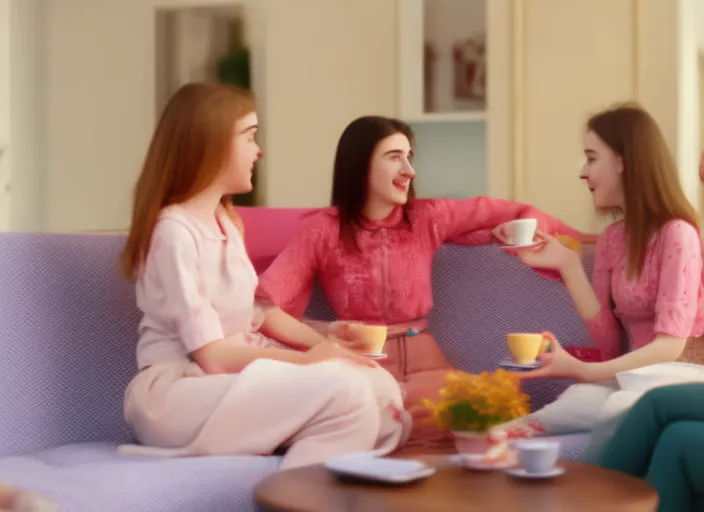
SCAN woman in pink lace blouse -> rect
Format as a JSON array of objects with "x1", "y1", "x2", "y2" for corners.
[
  {"x1": 116, "y1": 84, "x2": 410, "y2": 469},
  {"x1": 496, "y1": 104, "x2": 704, "y2": 438},
  {"x1": 257, "y1": 115, "x2": 587, "y2": 450}
]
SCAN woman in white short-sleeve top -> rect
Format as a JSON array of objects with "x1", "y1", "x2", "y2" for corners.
[{"x1": 116, "y1": 82, "x2": 410, "y2": 470}]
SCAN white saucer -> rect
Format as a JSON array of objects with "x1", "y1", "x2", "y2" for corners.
[
  {"x1": 360, "y1": 353, "x2": 388, "y2": 360},
  {"x1": 499, "y1": 358, "x2": 540, "y2": 371},
  {"x1": 324, "y1": 455, "x2": 436, "y2": 484},
  {"x1": 502, "y1": 240, "x2": 542, "y2": 250},
  {"x1": 505, "y1": 466, "x2": 566, "y2": 479},
  {"x1": 449, "y1": 454, "x2": 515, "y2": 472}
]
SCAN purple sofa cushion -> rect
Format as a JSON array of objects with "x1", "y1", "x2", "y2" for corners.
[
  {"x1": 0, "y1": 229, "x2": 601, "y2": 512},
  {"x1": 0, "y1": 443, "x2": 279, "y2": 512},
  {"x1": 0, "y1": 234, "x2": 141, "y2": 457},
  {"x1": 427, "y1": 244, "x2": 604, "y2": 410},
  {"x1": 237, "y1": 207, "x2": 318, "y2": 274},
  {"x1": 0, "y1": 436, "x2": 585, "y2": 512},
  {"x1": 0, "y1": 232, "x2": 603, "y2": 460}
]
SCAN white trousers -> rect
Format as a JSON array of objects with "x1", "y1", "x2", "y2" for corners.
[{"x1": 118, "y1": 358, "x2": 410, "y2": 470}]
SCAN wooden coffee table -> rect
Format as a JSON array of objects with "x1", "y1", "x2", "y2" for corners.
[{"x1": 254, "y1": 455, "x2": 658, "y2": 511}]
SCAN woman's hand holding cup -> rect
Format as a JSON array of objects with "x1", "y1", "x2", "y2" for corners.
[{"x1": 328, "y1": 321, "x2": 387, "y2": 354}]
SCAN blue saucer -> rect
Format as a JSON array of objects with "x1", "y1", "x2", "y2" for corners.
[{"x1": 499, "y1": 358, "x2": 540, "y2": 372}]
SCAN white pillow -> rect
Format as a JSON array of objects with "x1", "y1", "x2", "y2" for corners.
[{"x1": 616, "y1": 362, "x2": 704, "y2": 393}]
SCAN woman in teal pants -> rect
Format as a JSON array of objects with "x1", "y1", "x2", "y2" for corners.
[{"x1": 597, "y1": 383, "x2": 704, "y2": 511}]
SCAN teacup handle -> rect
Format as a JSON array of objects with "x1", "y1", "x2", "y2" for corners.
[
  {"x1": 493, "y1": 224, "x2": 510, "y2": 244},
  {"x1": 539, "y1": 332, "x2": 556, "y2": 355}
]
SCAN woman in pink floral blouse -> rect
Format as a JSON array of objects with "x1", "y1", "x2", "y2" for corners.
[
  {"x1": 495, "y1": 104, "x2": 704, "y2": 439},
  {"x1": 257, "y1": 115, "x2": 587, "y2": 450}
]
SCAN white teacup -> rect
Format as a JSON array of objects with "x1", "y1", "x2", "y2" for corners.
[
  {"x1": 514, "y1": 439, "x2": 560, "y2": 474},
  {"x1": 500, "y1": 218, "x2": 537, "y2": 247}
]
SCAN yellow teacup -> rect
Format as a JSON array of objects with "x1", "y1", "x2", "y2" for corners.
[
  {"x1": 507, "y1": 333, "x2": 550, "y2": 365},
  {"x1": 348, "y1": 324, "x2": 388, "y2": 354}
]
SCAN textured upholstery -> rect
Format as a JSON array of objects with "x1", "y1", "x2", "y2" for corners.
[
  {"x1": 0, "y1": 234, "x2": 138, "y2": 457},
  {"x1": 0, "y1": 225, "x2": 596, "y2": 511},
  {"x1": 0, "y1": 443, "x2": 279, "y2": 512},
  {"x1": 430, "y1": 244, "x2": 596, "y2": 411},
  {"x1": 0, "y1": 233, "x2": 283, "y2": 511}
]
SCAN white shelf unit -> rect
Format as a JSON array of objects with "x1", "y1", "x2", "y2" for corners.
[
  {"x1": 397, "y1": 0, "x2": 489, "y2": 199},
  {"x1": 398, "y1": 0, "x2": 487, "y2": 121}
]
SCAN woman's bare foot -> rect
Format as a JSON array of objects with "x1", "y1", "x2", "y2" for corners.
[
  {"x1": 0, "y1": 486, "x2": 58, "y2": 512},
  {"x1": 0, "y1": 485, "x2": 15, "y2": 510}
]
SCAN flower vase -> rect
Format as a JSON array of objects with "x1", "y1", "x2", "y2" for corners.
[{"x1": 452, "y1": 430, "x2": 489, "y2": 455}]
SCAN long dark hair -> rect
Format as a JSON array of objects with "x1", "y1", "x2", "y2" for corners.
[
  {"x1": 331, "y1": 116, "x2": 416, "y2": 251},
  {"x1": 587, "y1": 103, "x2": 699, "y2": 279}
]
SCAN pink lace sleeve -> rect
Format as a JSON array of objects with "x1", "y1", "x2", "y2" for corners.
[
  {"x1": 654, "y1": 220, "x2": 703, "y2": 338},
  {"x1": 583, "y1": 227, "x2": 624, "y2": 360},
  {"x1": 148, "y1": 220, "x2": 225, "y2": 351},
  {"x1": 256, "y1": 213, "x2": 325, "y2": 318},
  {"x1": 423, "y1": 197, "x2": 585, "y2": 246}
]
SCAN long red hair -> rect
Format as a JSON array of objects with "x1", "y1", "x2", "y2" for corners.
[
  {"x1": 120, "y1": 82, "x2": 255, "y2": 280},
  {"x1": 587, "y1": 104, "x2": 700, "y2": 279}
]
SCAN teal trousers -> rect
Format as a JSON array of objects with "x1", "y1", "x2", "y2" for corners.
[{"x1": 597, "y1": 383, "x2": 704, "y2": 512}]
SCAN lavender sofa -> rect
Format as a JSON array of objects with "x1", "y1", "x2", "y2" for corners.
[{"x1": 0, "y1": 212, "x2": 597, "y2": 511}]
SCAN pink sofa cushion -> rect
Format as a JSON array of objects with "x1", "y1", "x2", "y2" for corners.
[{"x1": 237, "y1": 207, "x2": 319, "y2": 273}]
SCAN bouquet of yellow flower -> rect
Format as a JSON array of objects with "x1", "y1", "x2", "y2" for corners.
[{"x1": 423, "y1": 369, "x2": 530, "y2": 433}]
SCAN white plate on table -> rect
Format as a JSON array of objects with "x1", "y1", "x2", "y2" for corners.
[{"x1": 324, "y1": 455, "x2": 436, "y2": 484}]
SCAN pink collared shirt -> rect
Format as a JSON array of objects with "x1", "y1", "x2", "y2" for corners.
[
  {"x1": 257, "y1": 197, "x2": 583, "y2": 324},
  {"x1": 585, "y1": 219, "x2": 704, "y2": 359},
  {"x1": 134, "y1": 205, "x2": 278, "y2": 370}
]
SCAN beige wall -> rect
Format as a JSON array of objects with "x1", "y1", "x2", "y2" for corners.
[
  {"x1": 256, "y1": 0, "x2": 396, "y2": 207},
  {"x1": 639, "y1": 0, "x2": 699, "y2": 207},
  {"x1": 8, "y1": 0, "x2": 702, "y2": 232},
  {"x1": 44, "y1": 0, "x2": 156, "y2": 232},
  {"x1": 44, "y1": 0, "x2": 239, "y2": 232},
  {"x1": 675, "y1": 0, "x2": 700, "y2": 206},
  {"x1": 495, "y1": 0, "x2": 700, "y2": 233},
  {"x1": 42, "y1": 0, "x2": 396, "y2": 231},
  {"x1": 521, "y1": 0, "x2": 636, "y2": 232}
]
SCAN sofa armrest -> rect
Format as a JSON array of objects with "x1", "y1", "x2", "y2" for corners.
[{"x1": 565, "y1": 346, "x2": 603, "y2": 362}]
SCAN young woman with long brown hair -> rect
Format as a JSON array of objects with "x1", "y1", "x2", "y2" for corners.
[
  {"x1": 494, "y1": 103, "x2": 704, "y2": 439},
  {"x1": 116, "y1": 83, "x2": 410, "y2": 469}
]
